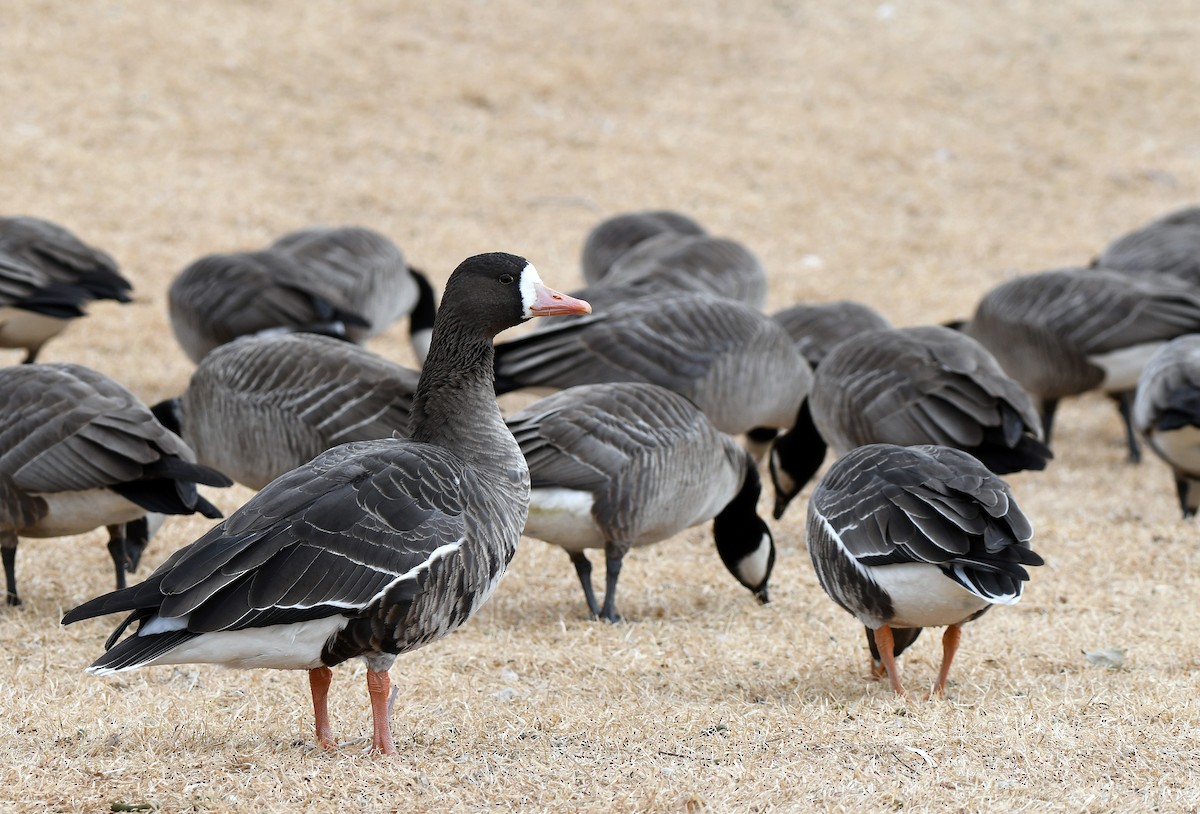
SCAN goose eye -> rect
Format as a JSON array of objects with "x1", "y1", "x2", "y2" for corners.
[{"x1": 499, "y1": 273, "x2": 515, "y2": 285}]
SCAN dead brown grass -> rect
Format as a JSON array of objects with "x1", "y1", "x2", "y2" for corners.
[{"x1": 3, "y1": 1, "x2": 1200, "y2": 811}]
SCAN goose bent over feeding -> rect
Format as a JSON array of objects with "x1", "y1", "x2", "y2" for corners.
[
  {"x1": 0, "y1": 216, "x2": 132, "y2": 363},
  {"x1": 152, "y1": 332, "x2": 420, "y2": 490},
  {"x1": 958, "y1": 267, "x2": 1200, "y2": 462},
  {"x1": 1, "y1": 364, "x2": 231, "y2": 606},
  {"x1": 1097, "y1": 206, "x2": 1200, "y2": 287},
  {"x1": 806, "y1": 443, "x2": 1042, "y2": 697},
  {"x1": 771, "y1": 301, "x2": 892, "y2": 369},
  {"x1": 63, "y1": 253, "x2": 590, "y2": 755},
  {"x1": 1133, "y1": 335, "x2": 1200, "y2": 518},
  {"x1": 581, "y1": 210, "x2": 706, "y2": 285},
  {"x1": 508, "y1": 382, "x2": 774, "y2": 622}
]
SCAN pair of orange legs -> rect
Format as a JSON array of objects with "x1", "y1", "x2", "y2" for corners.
[
  {"x1": 872, "y1": 623, "x2": 962, "y2": 698},
  {"x1": 308, "y1": 666, "x2": 397, "y2": 755}
]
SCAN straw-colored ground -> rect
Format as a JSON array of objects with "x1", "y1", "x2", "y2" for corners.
[{"x1": 3, "y1": 2, "x2": 1200, "y2": 811}]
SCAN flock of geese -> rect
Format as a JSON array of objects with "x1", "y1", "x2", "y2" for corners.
[{"x1": 3, "y1": 205, "x2": 1200, "y2": 753}]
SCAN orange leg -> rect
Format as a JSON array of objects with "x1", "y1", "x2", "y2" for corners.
[
  {"x1": 366, "y1": 669, "x2": 397, "y2": 756},
  {"x1": 931, "y1": 623, "x2": 962, "y2": 697},
  {"x1": 873, "y1": 625, "x2": 906, "y2": 696},
  {"x1": 308, "y1": 666, "x2": 336, "y2": 749}
]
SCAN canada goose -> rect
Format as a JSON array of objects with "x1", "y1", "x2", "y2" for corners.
[
  {"x1": 772, "y1": 325, "x2": 1051, "y2": 517},
  {"x1": 1096, "y1": 206, "x2": 1200, "y2": 286},
  {"x1": 508, "y1": 383, "x2": 774, "y2": 621},
  {"x1": 771, "y1": 301, "x2": 892, "y2": 369},
  {"x1": 0, "y1": 364, "x2": 232, "y2": 606},
  {"x1": 581, "y1": 210, "x2": 706, "y2": 285},
  {"x1": 63, "y1": 253, "x2": 591, "y2": 755},
  {"x1": 0, "y1": 216, "x2": 132, "y2": 363},
  {"x1": 152, "y1": 333, "x2": 420, "y2": 491},
  {"x1": 1133, "y1": 335, "x2": 1200, "y2": 518},
  {"x1": 958, "y1": 267, "x2": 1200, "y2": 462},
  {"x1": 269, "y1": 226, "x2": 439, "y2": 364},
  {"x1": 806, "y1": 443, "x2": 1042, "y2": 697}
]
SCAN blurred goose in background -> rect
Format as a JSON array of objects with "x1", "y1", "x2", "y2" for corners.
[
  {"x1": 1133, "y1": 335, "x2": 1200, "y2": 518},
  {"x1": 806, "y1": 443, "x2": 1042, "y2": 697},
  {"x1": 1096, "y1": 206, "x2": 1200, "y2": 286},
  {"x1": 771, "y1": 300, "x2": 892, "y2": 369},
  {"x1": 581, "y1": 209, "x2": 706, "y2": 285},
  {"x1": 63, "y1": 253, "x2": 590, "y2": 756},
  {"x1": 1, "y1": 363, "x2": 231, "y2": 606},
  {"x1": 957, "y1": 267, "x2": 1200, "y2": 462},
  {"x1": 509, "y1": 383, "x2": 774, "y2": 622},
  {"x1": 0, "y1": 216, "x2": 132, "y2": 363},
  {"x1": 493, "y1": 293, "x2": 828, "y2": 500},
  {"x1": 152, "y1": 332, "x2": 420, "y2": 490}
]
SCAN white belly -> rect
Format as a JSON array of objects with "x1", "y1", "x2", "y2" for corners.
[
  {"x1": 1091, "y1": 342, "x2": 1164, "y2": 392},
  {"x1": 869, "y1": 563, "x2": 991, "y2": 628},
  {"x1": 126, "y1": 616, "x2": 350, "y2": 671},
  {"x1": 0, "y1": 307, "x2": 69, "y2": 350},
  {"x1": 524, "y1": 488, "x2": 604, "y2": 551},
  {"x1": 1151, "y1": 425, "x2": 1200, "y2": 474},
  {"x1": 22, "y1": 489, "x2": 145, "y2": 537}
]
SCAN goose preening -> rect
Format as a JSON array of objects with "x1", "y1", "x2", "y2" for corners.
[
  {"x1": 581, "y1": 210, "x2": 706, "y2": 285},
  {"x1": 958, "y1": 267, "x2": 1200, "y2": 462},
  {"x1": 772, "y1": 325, "x2": 1052, "y2": 518},
  {"x1": 1096, "y1": 206, "x2": 1200, "y2": 286},
  {"x1": 0, "y1": 216, "x2": 132, "y2": 363},
  {"x1": 508, "y1": 382, "x2": 774, "y2": 622},
  {"x1": 152, "y1": 332, "x2": 420, "y2": 490},
  {"x1": 806, "y1": 443, "x2": 1042, "y2": 697},
  {"x1": 771, "y1": 301, "x2": 892, "y2": 369},
  {"x1": 63, "y1": 253, "x2": 591, "y2": 755},
  {"x1": 0, "y1": 364, "x2": 231, "y2": 606},
  {"x1": 493, "y1": 293, "x2": 828, "y2": 501},
  {"x1": 1133, "y1": 335, "x2": 1200, "y2": 518}
]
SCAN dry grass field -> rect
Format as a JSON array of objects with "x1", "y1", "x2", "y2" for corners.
[{"x1": 3, "y1": 1, "x2": 1200, "y2": 811}]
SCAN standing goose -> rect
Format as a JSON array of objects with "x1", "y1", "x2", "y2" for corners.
[
  {"x1": 168, "y1": 249, "x2": 370, "y2": 364},
  {"x1": 152, "y1": 332, "x2": 420, "y2": 490},
  {"x1": 0, "y1": 364, "x2": 232, "y2": 606},
  {"x1": 1096, "y1": 206, "x2": 1200, "y2": 286},
  {"x1": 807, "y1": 443, "x2": 1042, "y2": 697},
  {"x1": 959, "y1": 267, "x2": 1200, "y2": 462},
  {"x1": 771, "y1": 301, "x2": 892, "y2": 369},
  {"x1": 508, "y1": 383, "x2": 774, "y2": 622},
  {"x1": 0, "y1": 216, "x2": 132, "y2": 363},
  {"x1": 269, "y1": 226, "x2": 439, "y2": 364},
  {"x1": 1133, "y1": 335, "x2": 1200, "y2": 518},
  {"x1": 492, "y1": 293, "x2": 828, "y2": 500},
  {"x1": 63, "y1": 253, "x2": 590, "y2": 755},
  {"x1": 581, "y1": 210, "x2": 706, "y2": 286}
]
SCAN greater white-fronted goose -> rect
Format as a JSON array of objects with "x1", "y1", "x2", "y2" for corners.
[
  {"x1": 806, "y1": 443, "x2": 1042, "y2": 697},
  {"x1": 1096, "y1": 206, "x2": 1200, "y2": 286},
  {"x1": 1133, "y1": 335, "x2": 1200, "y2": 518},
  {"x1": 0, "y1": 364, "x2": 231, "y2": 606},
  {"x1": 493, "y1": 293, "x2": 828, "y2": 499},
  {"x1": 959, "y1": 267, "x2": 1200, "y2": 462},
  {"x1": 63, "y1": 253, "x2": 590, "y2": 755},
  {"x1": 0, "y1": 216, "x2": 132, "y2": 363},
  {"x1": 168, "y1": 249, "x2": 370, "y2": 364},
  {"x1": 269, "y1": 226, "x2": 439, "y2": 364},
  {"x1": 508, "y1": 382, "x2": 774, "y2": 622},
  {"x1": 152, "y1": 333, "x2": 419, "y2": 491},
  {"x1": 771, "y1": 301, "x2": 892, "y2": 369},
  {"x1": 581, "y1": 210, "x2": 706, "y2": 285},
  {"x1": 773, "y1": 325, "x2": 1051, "y2": 517}
]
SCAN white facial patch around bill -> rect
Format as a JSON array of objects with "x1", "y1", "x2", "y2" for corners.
[{"x1": 519, "y1": 262, "x2": 545, "y2": 319}]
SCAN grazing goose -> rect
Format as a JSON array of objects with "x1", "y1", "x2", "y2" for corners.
[
  {"x1": 0, "y1": 364, "x2": 232, "y2": 606},
  {"x1": 1133, "y1": 335, "x2": 1200, "y2": 518},
  {"x1": 771, "y1": 301, "x2": 892, "y2": 369},
  {"x1": 1096, "y1": 206, "x2": 1200, "y2": 286},
  {"x1": 581, "y1": 210, "x2": 706, "y2": 285},
  {"x1": 807, "y1": 443, "x2": 1042, "y2": 697},
  {"x1": 508, "y1": 383, "x2": 774, "y2": 622},
  {"x1": 269, "y1": 226, "x2": 439, "y2": 364},
  {"x1": 493, "y1": 293, "x2": 828, "y2": 500},
  {"x1": 168, "y1": 249, "x2": 370, "y2": 364},
  {"x1": 63, "y1": 253, "x2": 591, "y2": 755},
  {"x1": 0, "y1": 216, "x2": 132, "y2": 363},
  {"x1": 152, "y1": 333, "x2": 420, "y2": 490},
  {"x1": 959, "y1": 267, "x2": 1200, "y2": 462}
]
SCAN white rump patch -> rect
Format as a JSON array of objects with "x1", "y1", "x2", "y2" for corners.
[
  {"x1": 524, "y1": 488, "x2": 602, "y2": 551},
  {"x1": 518, "y1": 263, "x2": 545, "y2": 319},
  {"x1": 1151, "y1": 425, "x2": 1200, "y2": 472},
  {"x1": 869, "y1": 563, "x2": 991, "y2": 628}
]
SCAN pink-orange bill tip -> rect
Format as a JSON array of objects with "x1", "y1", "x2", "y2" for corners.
[{"x1": 529, "y1": 283, "x2": 591, "y2": 317}]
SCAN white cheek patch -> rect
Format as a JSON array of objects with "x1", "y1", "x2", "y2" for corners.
[
  {"x1": 519, "y1": 263, "x2": 544, "y2": 318},
  {"x1": 737, "y1": 532, "x2": 773, "y2": 589}
]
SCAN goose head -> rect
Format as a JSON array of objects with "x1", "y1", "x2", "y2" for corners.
[{"x1": 713, "y1": 452, "x2": 775, "y2": 604}]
